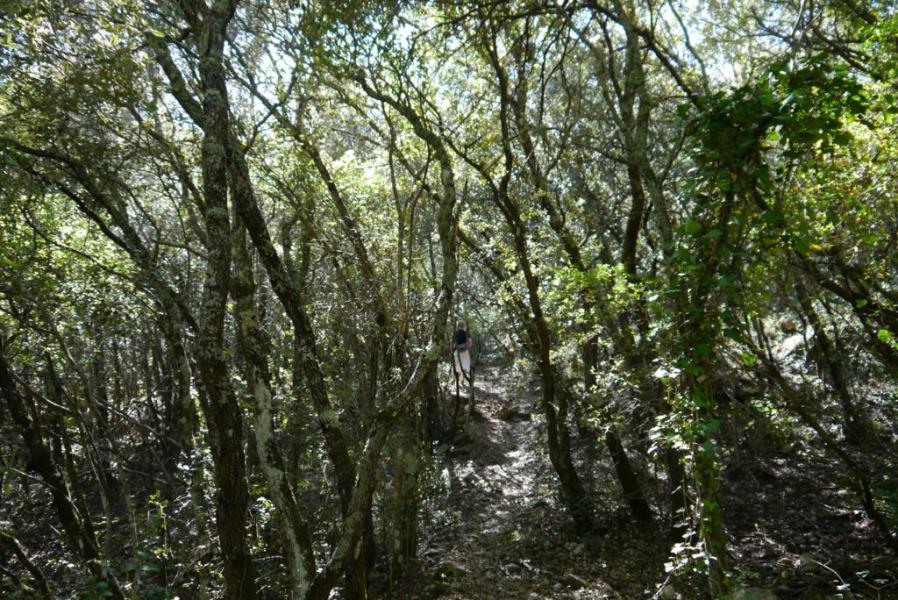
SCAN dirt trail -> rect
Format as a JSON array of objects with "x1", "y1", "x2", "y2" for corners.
[
  {"x1": 404, "y1": 366, "x2": 898, "y2": 600},
  {"x1": 417, "y1": 366, "x2": 624, "y2": 600}
]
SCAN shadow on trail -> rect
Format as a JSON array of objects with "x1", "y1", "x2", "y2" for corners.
[
  {"x1": 401, "y1": 366, "x2": 898, "y2": 600},
  {"x1": 415, "y1": 366, "x2": 625, "y2": 600}
]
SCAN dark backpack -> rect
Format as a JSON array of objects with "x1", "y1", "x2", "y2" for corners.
[{"x1": 453, "y1": 330, "x2": 468, "y2": 351}]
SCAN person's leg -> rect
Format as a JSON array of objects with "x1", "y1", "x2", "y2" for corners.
[{"x1": 460, "y1": 350, "x2": 472, "y2": 383}]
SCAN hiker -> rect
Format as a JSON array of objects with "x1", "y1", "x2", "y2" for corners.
[{"x1": 450, "y1": 320, "x2": 473, "y2": 382}]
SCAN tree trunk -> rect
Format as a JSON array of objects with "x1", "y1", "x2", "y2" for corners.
[
  {"x1": 0, "y1": 346, "x2": 124, "y2": 600},
  {"x1": 232, "y1": 218, "x2": 316, "y2": 597},
  {"x1": 795, "y1": 280, "x2": 870, "y2": 446},
  {"x1": 193, "y1": 4, "x2": 258, "y2": 596},
  {"x1": 389, "y1": 407, "x2": 421, "y2": 585},
  {"x1": 0, "y1": 530, "x2": 52, "y2": 600}
]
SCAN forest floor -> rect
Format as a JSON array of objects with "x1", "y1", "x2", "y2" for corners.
[
  {"x1": 408, "y1": 365, "x2": 663, "y2": 599},
  {"x1": 398, "y1": 365, "x2": 898, "y2": 600}
]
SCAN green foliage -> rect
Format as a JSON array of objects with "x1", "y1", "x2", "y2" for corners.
[
  {"x1": 2, "y1": 1, "x2": 898, "y2": 597},
  {"x1": 114, "y1": 494, "x2": 173, "y2": 599},
  {"x1": 546, "y1": 263, "x2": 637, "y2": 334},
  {"x1": 657, "y1": 48, "x2": 876, "y2": 589}
]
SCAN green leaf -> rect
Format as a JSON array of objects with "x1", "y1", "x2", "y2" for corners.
[
  {"x1": 690, "y1": 391, "x2": 709, "y2": 408},
  {"x1": 724, "y1": 328, "x2": 744, "y2": 342},
  {"x1": 762, "y1": 210, "x2": 784, "y2": 226},
  {"x1": 684, "y1": 218, "x2": 703, "y2": 236},
  {"x1": 0, "y1": 256, "x2": 22, "y2": 269},
  {"x1": 793, "y1": 237, "x2": 811, "y2": 255}
]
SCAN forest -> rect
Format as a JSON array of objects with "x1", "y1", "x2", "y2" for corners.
[{"x1": 1, "y1": 1, "x2": 897, "y2": 598}]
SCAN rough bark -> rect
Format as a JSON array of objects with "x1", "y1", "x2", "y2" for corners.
[
  {"x1": 192, "y1": 2, "x2": 258, "y2": 597},
  {"x1": 232, "y1": 219, "x2": 316, "y2": 597}
]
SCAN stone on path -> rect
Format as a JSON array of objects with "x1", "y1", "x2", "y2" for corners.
[{"x1": 496, "y1": 405, "x2": 532, "y2": 422}]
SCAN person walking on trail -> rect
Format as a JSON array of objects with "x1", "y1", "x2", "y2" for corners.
[{"x1": 450, "y1": 320, "x2": 473, "y2": 383}]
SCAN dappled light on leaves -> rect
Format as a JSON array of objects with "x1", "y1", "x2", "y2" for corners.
[{"x1": 1, "y1": 1, "x2": 897, "y2": 599}]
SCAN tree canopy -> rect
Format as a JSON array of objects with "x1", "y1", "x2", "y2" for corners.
[{"x1": 1, "y1": 1, "x2": 897, "y2": 598}]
